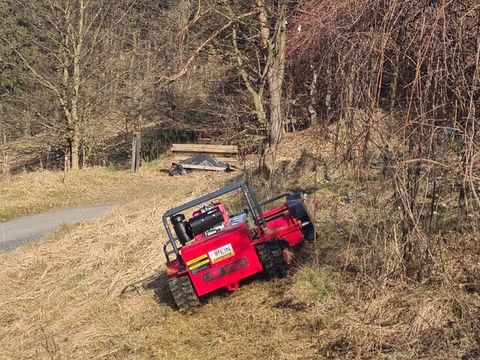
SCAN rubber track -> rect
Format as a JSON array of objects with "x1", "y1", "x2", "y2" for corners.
[
  {"x1": 168, "y1": 276, "x2": 200, "y2": 312},
  {"x1": 257, "y1": 239, "x2": 288, "y2": 279}
]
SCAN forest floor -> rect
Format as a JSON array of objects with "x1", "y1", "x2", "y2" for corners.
[{"x1": 0, "y1": 131, "x2": 479, "y2": 359}]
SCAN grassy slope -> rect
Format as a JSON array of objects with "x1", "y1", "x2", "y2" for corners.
[
  {"x1": 0, "y1": 162, "x2": 169, "y2": 222},
  {"x1": 1, "y1": 134, "x2": 479, "y2": 359}
]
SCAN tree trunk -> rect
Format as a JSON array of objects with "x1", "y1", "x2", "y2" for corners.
[
  {"x1": 232, "y1": 26, "x2": 267, "y2": 128},
  {"x1": 269, "y1": 75, "x2": 284, "y2": 148},
  {"x1": 325, "y1": 66, "x2": 332, "y2": 114},
  {"x1": 255, "y1": 0, "x2": 269, "y2": 48},
  {"x1": 266, "y1": 0, "x2": 287, "y2": 150},
  {"x1": 308, "y1": 66, "x2": 318, "y2": 125},
  {"x1": 253, "y1": 93, "x2": 267, "y2": 126},
  {"x1": 70, "y1": 130, "x2": 80, "y2": 171},
  {"x1": 69, "y1": 0, "x2": 85, "y2": 171},
  {"x1": 69, "y1": 103, "x2": 80, "y2": 170}
]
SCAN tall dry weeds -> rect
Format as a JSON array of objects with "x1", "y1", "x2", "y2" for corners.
[{"x1": 1, "y1": 140, "x2": 479, "y2": 359}]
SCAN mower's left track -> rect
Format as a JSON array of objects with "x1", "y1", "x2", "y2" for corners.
[{"x1": 168, "y1": 276, "x2": 200, "y2": 312}]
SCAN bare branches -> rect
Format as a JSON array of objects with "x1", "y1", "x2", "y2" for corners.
[
  {"x1": 164, "y1": 11, "x2": 255, "y2": 84},
  {"x1": 287, "y1": 0, "x2": 480, "y2": 276}
]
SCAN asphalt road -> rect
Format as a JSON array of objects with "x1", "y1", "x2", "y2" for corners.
[{"x1": 0, "y1": 204, "x2": 116, "y2": 252}]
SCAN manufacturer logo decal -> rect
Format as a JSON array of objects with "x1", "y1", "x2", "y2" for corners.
[{"x1": 208, "y1": 243, "x2": 235, "y2": 264}]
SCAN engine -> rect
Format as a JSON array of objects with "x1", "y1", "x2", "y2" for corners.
[{"x1": 171, "y1": 203, "x2": 229, "y2": 245}]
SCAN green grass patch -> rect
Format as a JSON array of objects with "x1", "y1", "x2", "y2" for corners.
[
  {"x1": 0, "y1": 210, "x2": 14, "y2": 221},
  {"x1": 105, "y1": 165, "x2": 120, "y2": 174},
  {"x1": 298, "y1": 267, "x2": 336, "y2": 300}
]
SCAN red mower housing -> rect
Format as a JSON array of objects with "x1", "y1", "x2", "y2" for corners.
[{"x1": 162, "y1": 181, "x2": 315, "y2": 311}]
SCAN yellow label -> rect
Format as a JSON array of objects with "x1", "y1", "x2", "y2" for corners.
[
  {"x1": 186, "y1": 254, "x2": 208, "y2": 266},
  {"x1": 188, "y1": 258, "x2": 211, "y2": 270}
]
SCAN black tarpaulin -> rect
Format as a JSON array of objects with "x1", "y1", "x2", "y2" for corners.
[{"x1": 169, "y1": 153, "x2": 230, "y2": 176}]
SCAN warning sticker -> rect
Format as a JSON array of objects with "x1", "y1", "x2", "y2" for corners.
[
  {"x1": 208, "y1": 243, "x2": 235, "y2": 264},
  {"x1": 186, "y1": 254, "x2": 208, "y2": 267}
]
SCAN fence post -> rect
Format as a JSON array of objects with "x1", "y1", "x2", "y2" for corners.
[{"x1": 131, "y1": 131, "x2": 141, "y2": 173}]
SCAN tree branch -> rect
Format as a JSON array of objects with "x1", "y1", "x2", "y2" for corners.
[{"x1": 161, "y1": 11, "x2": 255, "y2": 84}]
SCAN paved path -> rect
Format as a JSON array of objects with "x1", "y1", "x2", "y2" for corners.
[{"x1": 0, "y1": 204, "x2": 116, "y2": 252}]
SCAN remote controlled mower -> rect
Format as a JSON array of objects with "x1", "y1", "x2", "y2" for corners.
[{"x1": 162, "y1": 180, "x2": 315, "y2": 311}]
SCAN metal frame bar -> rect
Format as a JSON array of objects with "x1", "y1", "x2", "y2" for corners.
[
  {"x1": 258, "y1": 193, "x2": 289, "y2": 207},
  {"x1": 230, "y1": 192, "x2": 290, "y2": 218}
]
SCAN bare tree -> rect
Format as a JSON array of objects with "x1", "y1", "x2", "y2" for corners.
[
  {"x1": 226, "y1": 1, "x2": 291, "y2": 154},
  {"x1": 11, "y1": 0, "x2": 136, "y2": 169}
]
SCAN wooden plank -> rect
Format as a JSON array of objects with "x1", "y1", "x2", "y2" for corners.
[
  {"x1": 131, "y1": 132, "x2": 141, "y2": 173},
  {"x1": 171, "y1": 143, "x2": 238, "y2": 154},
  {"x1": 172, "y1": 154, "x2": 239, "y2": 164},
  {"x1": 172, "y1": 152, "x2": 236, "y2": 159},
  {"x1": 172, "y1": 143, "x2": 238, "y2": 152},
  {"x1": 173, "y1": 152, "x2": 239, "y2": 160}
]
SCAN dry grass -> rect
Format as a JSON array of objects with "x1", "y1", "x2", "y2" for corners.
[
  {"x1": 0, "y1": 160, "x2": 173, "y2": 222},
  {"x1": 0, "y1": 169, "x2": 241, "y2": 359},
  {"x1": 1, "y1": 136, "x2": 479, "y2": 359}
]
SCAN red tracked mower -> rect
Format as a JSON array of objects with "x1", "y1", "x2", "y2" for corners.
[{"x1": 162, "y1": 180, "x2": 315, "y2": 311}]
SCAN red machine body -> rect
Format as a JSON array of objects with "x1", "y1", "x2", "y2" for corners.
[
  {"x1": 261, "y1": 205, "x2": 305, "y2": 245},
  {"x1": 162, "y1": 181, "x2": 314, "y2": 311},
  {"x1": 181, "y1": 223, "x2": 262, "y2": 296}
]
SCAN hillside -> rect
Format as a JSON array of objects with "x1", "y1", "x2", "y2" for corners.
[
  {"x1": 1, "y1": 1, "x2": 479, "y2": 357},
  {"x1": 1, "y1": 132, "x2": 479, "y2": 359}
]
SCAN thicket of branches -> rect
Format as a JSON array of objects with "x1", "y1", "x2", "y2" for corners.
[
  {"x1": 0, "y1": 0, "x2": 250, "y2": 168},
  {"x1": 288, "y1": 0, "x2": 479, "y2": 277}
]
